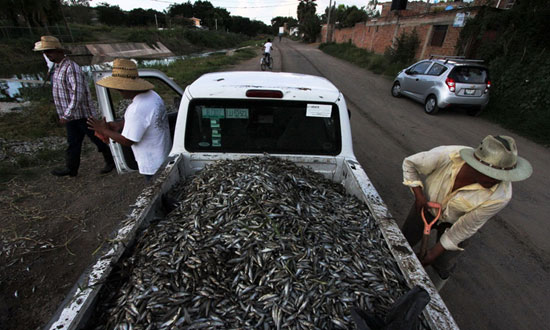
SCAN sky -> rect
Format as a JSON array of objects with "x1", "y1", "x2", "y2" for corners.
[{"x1": 89, "y1": 0, "x2": 389, "y2": 25}]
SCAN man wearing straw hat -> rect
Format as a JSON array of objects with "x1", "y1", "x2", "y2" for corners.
[
  {"x1": 33, "y1": 36, "x2": 115, "y2": 177},
  {"x1": 401, "y1": 135, "x2": 532, "y2": 289},
  {"x1": 87, "y1": 59, "x2": 171, "y2": 179}
]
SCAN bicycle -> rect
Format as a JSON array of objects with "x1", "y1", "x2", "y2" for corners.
[{"x1": 260, "y1": 52, "x2": 273, "y2": 71}]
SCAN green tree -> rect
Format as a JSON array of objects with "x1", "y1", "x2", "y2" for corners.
[
  {"x1": 63, "y1": 0, "x2": 89, "y2": 5},
  {"x1": 95, "y1": 3, "x2": 127, "y2": 26},
  {"x1": 297, "y1": 0, "x2": 317, "y2": 23},
  {"x1": 297, "y1": 0, "x2": 321, "y2": 42},
  {"x1": 384, "y1": 28, "x2": 420, "y2": 65},
  {"x1": 127, "y1": 8, "x2": 164, "y2": 27},
  {"x1": 63, "y1": 2, "x2": 94, "y2": 25},
  {"x1": 322, "y1": 4, "x2": 369, "y2": 28},
  {"x1": 0, "y1": 0, "x2": 62, "y2": 28},
  {"x1": 168, "y1": 1, "x2": 194, "y2": 18},
  {"x1": 271, "y1": 16, "x2": 298, "y2": 34}
]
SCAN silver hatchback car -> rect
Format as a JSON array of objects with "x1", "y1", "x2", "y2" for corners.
[{"x1": 391, "y1": 56, "x2": 491, "y2": 116}]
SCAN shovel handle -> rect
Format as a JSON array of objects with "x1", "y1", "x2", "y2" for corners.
[
  {"x1": 418, "y1": 234, "x2": 430, "y2": 260},
  {"x1": 421, "y1": 202, "x2": 442, "y2": 235}
]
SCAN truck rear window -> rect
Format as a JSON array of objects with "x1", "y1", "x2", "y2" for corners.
[
  {"x1": 185, "y1": 99, "x2": 342, "y2": 155},
  {"x1": 449, "y1": 66, "x2": 489, "y2": 84}
]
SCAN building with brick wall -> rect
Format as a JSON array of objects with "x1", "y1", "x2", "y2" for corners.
[{"x1": 321, "y1": 1, "x2": 507, "y2": 60}]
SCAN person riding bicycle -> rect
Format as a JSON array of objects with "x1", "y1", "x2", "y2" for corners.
[{"x1": 263, "y1": 39, "x2": 274, "y2": 66}]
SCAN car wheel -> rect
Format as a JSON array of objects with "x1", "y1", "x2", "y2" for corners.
[
  {"x1": 467, "y1": 107, "x2": 483, "y2": 117},
  {"x1": 391, "y1": 82, "x2": 401, "y2": 97},
  {"x1": 424, "y1": 95, "x2": 439, "y2": 115}
]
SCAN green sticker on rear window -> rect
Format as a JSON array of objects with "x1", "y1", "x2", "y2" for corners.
[
  {"x1": 226, "y1": 108, "x2": 249, "y2": 119},
  {"x1": 202, "y1": 107, "x2": 225, "y2": 119}
]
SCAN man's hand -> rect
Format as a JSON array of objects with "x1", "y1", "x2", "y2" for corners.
[
  {"x1": 87, "y1": 117, "x2": 108, "y2": 135},
  {"x1": 59, "y1": 118, "x2": 68, "y2": 125},
  {"x1": 421, "y1": 242, "x2": 445, "y2": 266},
  {"x1": 411, "y1": 186, "x2": 428, "y2": 214}
]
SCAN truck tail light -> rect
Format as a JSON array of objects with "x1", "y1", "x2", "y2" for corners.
[
  {"x1": 445, "y1": 77, "x2": 456, "y2": 92},
  {"x1": 485, "y1": 80, "x2": 491, "y2": 93},
  {"x1": 246, "y1": 90, "x2": 283, "y2": 98}
]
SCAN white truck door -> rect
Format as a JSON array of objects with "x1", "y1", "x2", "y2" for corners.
[{"x1": 93, "y1": 69, "x2": 184, "y2": 174}]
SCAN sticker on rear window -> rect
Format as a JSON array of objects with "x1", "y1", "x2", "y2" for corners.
[
  {"x1": 226, "y1": 108, "x2": 249, "y2": 119},
  {"x1": 306, "y1": 104, "x2": 332, "y2": 118},
  {"x1": 202, "y1": 107, "x2": 225, "y2": 119}
]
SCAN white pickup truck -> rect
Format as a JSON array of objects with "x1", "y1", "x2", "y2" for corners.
[{"x1": 46, "y1": 71, "x2": 458, "y2": 329}]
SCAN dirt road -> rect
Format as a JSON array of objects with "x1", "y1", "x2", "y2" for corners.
[{"x1": 236, "y1": 39, "x2": 550, "y2": 329}]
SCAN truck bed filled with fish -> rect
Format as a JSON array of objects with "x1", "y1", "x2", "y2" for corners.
[{"x1": 46, "y1": 155, "x2": 458, "y2": 330}]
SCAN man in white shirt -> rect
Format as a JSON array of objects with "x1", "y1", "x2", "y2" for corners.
[
  {"x1": 401, "y1": 135, "x2": 532, "y2": 288},
  {"x1": 87, "y1": 59, "x2": 171, "y2": 179}
]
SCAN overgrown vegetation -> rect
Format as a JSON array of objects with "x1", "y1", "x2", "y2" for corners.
[
  {"x1": 321, "y1": 4, "x2": 373, "y2": 29},
  {"x1": 297, "y1": 0, "x2": 321, "y2": 43},
  {"x1": 143, "y1": 47, "x2": 256, "y2": 88},
  {"x1": 319, "y1": 32, "x2": 419, "y2": 78},
  {"x1": 457, "y1": 0, "x2": 550, "y2": 145},
  {"x1": 384, "y1": 29, "x2": 420, "y2": 66}
]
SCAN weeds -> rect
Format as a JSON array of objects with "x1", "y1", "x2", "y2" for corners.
[
  {"x1": 319, "y1": 42, "x2": 404, "y2": 77},
  {"x1": 142, "y1": 48, "x2": 257, "y2": 87}
]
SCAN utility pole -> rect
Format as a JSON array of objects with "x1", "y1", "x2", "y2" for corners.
[
  {"x1": 325, "y1": 0, "x2": 332, "y2": 43},
  {"x1": 155, "y1": 14, "x2": 159, "y2": 29},
  {"x1": 215, "y1": 18, "x2": 218, "y2": 31}
]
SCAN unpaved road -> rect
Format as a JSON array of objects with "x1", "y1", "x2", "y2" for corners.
[{"x1": 234, "y1": 39, "x2": 550, "y2": 329}]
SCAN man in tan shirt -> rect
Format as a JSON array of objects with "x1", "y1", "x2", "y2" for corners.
[{"x1": 401, "y1": 135, "x2": 532, "y2": 288}]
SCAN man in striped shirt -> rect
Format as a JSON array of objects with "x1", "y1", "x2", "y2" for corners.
[{"x1": 34, "y1": 36, "x2": 114, "y2": 177}]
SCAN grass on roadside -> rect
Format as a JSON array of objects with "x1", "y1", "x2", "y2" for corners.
[
  {"x1": 0, "y1": 102, "x2": 63, "y2": 141},
  {"x1": 142, "y1": 47, "x2": 257, "y2": 87},
  {"x1": 319, "y1": 42, "x2": 407, "y2": 77}
]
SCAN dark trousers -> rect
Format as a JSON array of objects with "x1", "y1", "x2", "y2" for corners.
[
  {"x1": 401, "y1": 204, "x2": 469, "y2": 279},
  {"x1": 65, "y1": 118, "x2": 113, "y2": 174}
]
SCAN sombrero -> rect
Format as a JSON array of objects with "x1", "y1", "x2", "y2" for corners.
[
  {"x1": 33, "y1": 36, "x2": 64, "y2": 52},
  {"x1": 96, "y1": 58, "x2": 154, "y2": 91},
  {"x1": 460, "y1": 135, "x2": 532, "y2": 182}
]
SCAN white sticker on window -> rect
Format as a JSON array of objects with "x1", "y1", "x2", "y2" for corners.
[{"x1": 306, "y1": 104, "x2": 332, "y2": 118}]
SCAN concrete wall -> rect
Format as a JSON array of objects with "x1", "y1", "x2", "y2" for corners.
[
  {"x1": 66, "y1": 42, "x2": 174, "y2": 58},
  {"x1": 321, "y1": 6, "x2": 480, "y2": 60}
]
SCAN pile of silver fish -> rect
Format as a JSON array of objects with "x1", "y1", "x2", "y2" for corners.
[{"x1": 95, "y1": 157, "x2": 412, "y2": 329}]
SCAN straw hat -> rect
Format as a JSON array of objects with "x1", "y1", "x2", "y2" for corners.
[
  {"x1": 96, "y1": 59, "x2": 154, "y2": 91},
  {"x1": 33, "y1": 36, "x2": 64, "y2": 52},
  {"x1": 460, "y1": 135, "x2": 532, "y2": 182}
]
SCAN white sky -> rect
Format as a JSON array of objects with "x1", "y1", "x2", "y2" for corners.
[{"x1": 89, "y1": 0, "x2": 390, "y2": 25}]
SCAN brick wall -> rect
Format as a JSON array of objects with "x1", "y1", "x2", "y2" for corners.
[{"x1": 322, "y1": 7, "x2": 480, "y2": 60}]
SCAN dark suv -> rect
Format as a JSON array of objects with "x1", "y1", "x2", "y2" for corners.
[{"x1": 391, "y1": 56, "x2": 491, "y2": 116}]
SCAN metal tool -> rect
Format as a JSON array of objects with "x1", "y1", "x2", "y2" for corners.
[{"x1": 418, "y1": 202, "x2": 442, "y2": 260}]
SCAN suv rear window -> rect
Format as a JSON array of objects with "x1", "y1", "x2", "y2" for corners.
[
  {"x1": 185, "y1": 99, "x2": 341, "y2": 155},
  {"x1": 449, "y1": 66, "x2": 489, "y2": 84}
]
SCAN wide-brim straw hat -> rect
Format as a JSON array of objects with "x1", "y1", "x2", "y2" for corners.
[
  {"x1": 96, "y1": 58, "x2": 154, "y2": 91},
  {"x1": 460, "y1": 135, "x2": 532, "y2": 182},
  {"x1": 33, "y1": 36, "x2": 64, "y2": 52}
]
